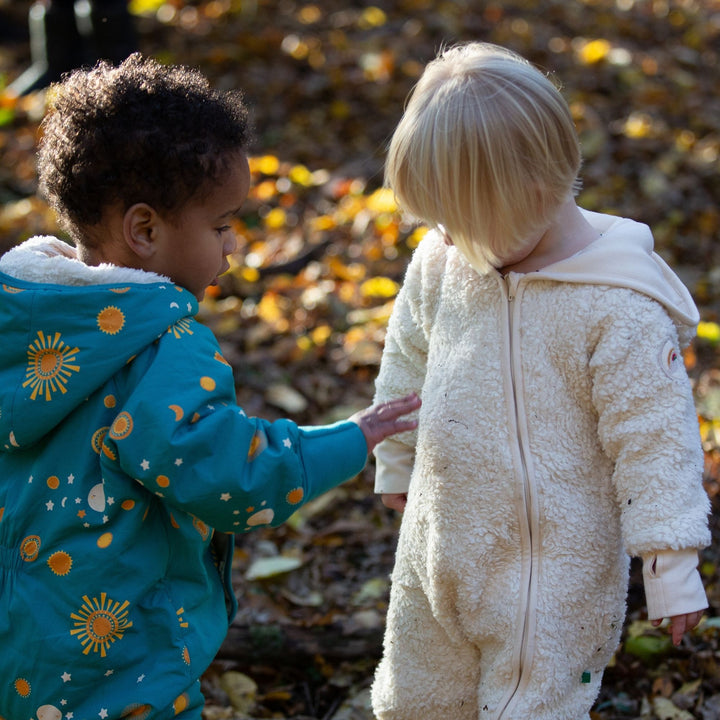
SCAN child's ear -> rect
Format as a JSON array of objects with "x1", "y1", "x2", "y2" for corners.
[{"x1": 122, "y1": 203, "x2": 161, "y2": 259}]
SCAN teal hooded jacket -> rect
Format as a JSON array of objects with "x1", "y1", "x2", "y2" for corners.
[{"x1": 0, "y1": 237, "x2": 368, "y2": 719}]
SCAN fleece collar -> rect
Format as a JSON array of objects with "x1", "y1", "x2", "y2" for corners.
[
  {"x1": 529, "y1": 210, "x2": 699, "y2": 331},
  {"x1": 0, "y1": 236, "x2": 172, "y2": 286}
]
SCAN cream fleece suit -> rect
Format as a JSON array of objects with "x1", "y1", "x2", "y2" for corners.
[{"x1": 370, "y1": 210, "x2": 710, "y2": 720}]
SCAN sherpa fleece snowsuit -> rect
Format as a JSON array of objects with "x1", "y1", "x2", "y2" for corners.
[
  {"x1": 370, "y1": 210, "x2": 710, "y2": 720},
  {"x1": 0, "y1": 237, "x2": 369, "y2": 720}
]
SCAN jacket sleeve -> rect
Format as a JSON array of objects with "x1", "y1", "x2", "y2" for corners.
[
  {"x1": 373, "y1": 234, "x2": 445, "y2": 493},
  {"x1": 589, "y1": 289, "x2": 710, "y2": 557},
  {"x1": 102, "y1": 319, "x2": 368, "y2": 532}
]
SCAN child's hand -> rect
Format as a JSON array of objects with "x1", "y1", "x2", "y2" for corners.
[
  {"x1": 382, "y1": 493, "x2": 408, "y2": 512},
  {"x1": 350, "y1": 393, "x2": 421, "y2": 454},
  {"x1": 652, "y1": 610, "x2": 704, "y2": 646}
]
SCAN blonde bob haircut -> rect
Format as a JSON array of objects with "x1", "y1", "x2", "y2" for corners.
[{"x1": 385, "y1": 42, "x2": 582, "y2": 272}]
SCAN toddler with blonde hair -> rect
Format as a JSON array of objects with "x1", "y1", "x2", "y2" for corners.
[{"x1": 371, "y1": 42, "x2": 709, "y2": 720}]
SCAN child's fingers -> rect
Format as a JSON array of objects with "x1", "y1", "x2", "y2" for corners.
[
  {"x1": 669, "y1": 611, "x2": 703, "y2": 646},
  {"x1": 671, "y1": 615, "x2": 688, "y2": 645},
  {"x1": 376, "y1": 393, "x2": 421, "y2": 418}
]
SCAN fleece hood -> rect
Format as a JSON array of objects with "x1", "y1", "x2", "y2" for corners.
[
  {"x1": 0, "y1": 236, "x2": 198, "y2": 451},
  {"x1": 531, "y1": 209, "x2": 699, "y2": 342}
]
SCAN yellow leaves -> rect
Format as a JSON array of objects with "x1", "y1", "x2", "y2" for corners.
[
  {"x1": 256, "y1": 292, "x2": 290, "y2": 330},
  {"x1": 622, "y1": 112, "x2": 659, "y2": 139},
  {"x1": 329, "y1": 257, "x2": 366, "y2": 283},
  {"x1": 263, "y1": 207, "x2": 287, "y2": 230},
  {"x1": 253, "y1": 179, "x2": 277, "y2": 202},
  {"x1": 128, "y1": 0, "x2": 165, "y2": 14},
  {"x1": 311, "y1": 325, "x2": 332, "y2": 345},
  {"x1": 288, "y1": 164, "x2": 313, "y2": 187},
  {"x1": 310, "y1": 215, "x2": 336, "y2": 232},
  {"x1": 359, "y1": 277, "x2": 399, "y2": 299},
  {"x1": 407, "y1": 226, "x2": 429, "y2": 249},
  {"x1": 218, "y1": 670, "x2": 258, "y2": 715},
  {"x1": 366, "y1": 188, "x2": 398, "y2": 214},
  {"x1": 698, "y1": 322, "x2": 720, "y2": 344},
  {"x1": 297, "y1": 4, "x2": 322, "y2": 24},
  {"x1": 359, "y1": 6, "x2": 387, "y2": 28},
  {"x1": 250, "y1": 155, "x2": 280, "y2": 176},
  {"x1": 576, "y1": 39, "x2": 612, "y2": 65}
]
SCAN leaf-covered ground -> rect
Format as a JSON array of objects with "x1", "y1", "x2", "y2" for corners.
[{"x1": 1, "y1": 1, "x2": 719, "y2": 718}]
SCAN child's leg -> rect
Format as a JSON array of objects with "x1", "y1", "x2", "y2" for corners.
[{"x1": 371, "y1": 581, "x2": 481, "y2": 720}]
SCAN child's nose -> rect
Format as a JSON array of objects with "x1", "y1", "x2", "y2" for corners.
[{"x1": 223, "y1": 231, "x2": 238, "y2": 255}]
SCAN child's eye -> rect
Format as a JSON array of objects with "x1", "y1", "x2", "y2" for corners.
[{"x1": 216, "y1": 225, "x2": 232, "y2": 235}]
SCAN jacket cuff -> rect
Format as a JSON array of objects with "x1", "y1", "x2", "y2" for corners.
[
  {"x1": 374, "y1": 439, "x2": 414, "y2": 493},
  {"x1": 642, "y1": 548, "x2": 708, "y2": 620}
]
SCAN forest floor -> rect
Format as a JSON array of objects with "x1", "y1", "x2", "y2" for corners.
[{"x1": 1, "y1": 1, "x2": 720, "y2": 718}]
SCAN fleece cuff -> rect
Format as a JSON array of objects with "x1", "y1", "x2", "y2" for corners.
[
  {"x1": 374, "y1": 438, "x2": 415, "y2": 494},
  {"x1": 642, "y1": 548, "x2": 708, "y2": 620}
]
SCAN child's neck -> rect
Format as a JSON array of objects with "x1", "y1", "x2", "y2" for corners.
[{"x1": 499, "y1": 199, "x2": 600, "y2": 275}]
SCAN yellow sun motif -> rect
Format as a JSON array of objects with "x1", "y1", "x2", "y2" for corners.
[
  {"x1": 48, "y1": 551, "x2": 73, "y2": 576},
  {"x1": 97, "y1": 533, "x2": 113, "y2": 549},
  {"x1": 173, "y1": 693, "x2": 190, "y2": 715},
  {"x1": 109, "y1": 412, "x2": 133, "y2": 440},
  {"x1": 104, "y1": 394, "x2": 117, "y2": 408},
  {"x1": 192, "y1": 516, "x2": 210, "y2": 541},
  {"x1": 168, "y1": 318, "x2": 194, "y2": 339},
  {"x1": 46, "y1": 475, "x2": 60, "y2": 489},
  {"x1": 199, "y1": 376, "x2": 216, "y2": 392},
  {"x1": 156, "y1": 475, "x2": 170, "y2": 488},
  {"x1": 20, "y1": 535, "x2": 41, "y2": 561},
  {"x1": 286, "y1": 487, "x2": 304, "y2": 505},
  {"x1": 248, "y1": 431, "x2": 267, "y2": 460},
  {"x1": 14, "y1": 677, "x2": 31, "y2": 697},
  {"x1": 169, "y1": 404, "x2": 184, "y2": 422},
  {"x1": 96, "y1": 306, "x2": 125, "y2": 335},
  {"x1": 70, "y1": 593, "x2": 133, "y2": 657},
  {"x1": 91, "y1": 427, "x2": 109, "y2": 454},
  {"x1": 23, "y1": 331, "x2": 80, "y2": 401},
  {"x1": 3, "y1": 284, "x2": 24, "y2": 293},
  {"x1": 182, "y1": 646, "x2": 191, "y2": 665},
  {"x1": 101, "y1": 441, "x2": 117, "y2": 461},
  {"x1": 213, "y1": 351, "x2": 230, "y2": 366},
  {"x1": 121, "y1": 499, "x2": 135, "y2": 510},
  {"x1": 121, "y1": 704, "x2": 152, "y2": 719},
  {"x1": 109, "y1": 287, "x2": 130, "y2": 294},
  {"x1": 176, "y1": 607, "x2": 189, "y2": 629}
]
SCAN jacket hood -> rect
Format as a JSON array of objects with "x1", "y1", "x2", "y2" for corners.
[
  {"x1": 0, "y1": 236, "x2": 198, "y2": 451},
  {"x1": 530, "y1": 209, "x2": 699, "y2": 340}
]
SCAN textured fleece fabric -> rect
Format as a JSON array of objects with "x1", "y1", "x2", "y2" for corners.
[
  {"x1": 370, "y1": 210, "x2": 710, "y2": 720},
  {"x1": 0, "y1": 237, "x2": 368, "y2": 720}
]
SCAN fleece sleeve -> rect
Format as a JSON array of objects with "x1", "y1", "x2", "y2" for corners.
[
  {"x1": 101, "y1": 318, "x2": 368, "y2": 532},
  {"x1": 589, "y1": 289, "x2": 710, "y2": 557},
  {"x1": 372, "y1": 235, "x2": 444, "y2": 493}
]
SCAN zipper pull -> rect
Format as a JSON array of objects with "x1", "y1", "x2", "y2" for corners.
[{"x1": 504, "y1": 273, "x2": 516, "y2": 302}]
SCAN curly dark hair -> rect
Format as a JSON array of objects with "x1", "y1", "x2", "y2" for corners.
[{"x1": 37, "y1": 53, "x2": 250, "y2": 242}]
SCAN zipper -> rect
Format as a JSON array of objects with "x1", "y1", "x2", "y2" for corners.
[{"x1": 493, "y1": 273, "x2": 539, "y2": 720}]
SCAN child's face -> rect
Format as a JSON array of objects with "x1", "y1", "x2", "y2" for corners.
[{"x1": 153, "y1": 153, "x2": 250, "y2": 300}]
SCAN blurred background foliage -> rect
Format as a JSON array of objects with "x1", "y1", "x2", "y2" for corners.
[{"x1": 1, "y1": 1, "x2": 720, "y2": 718}]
